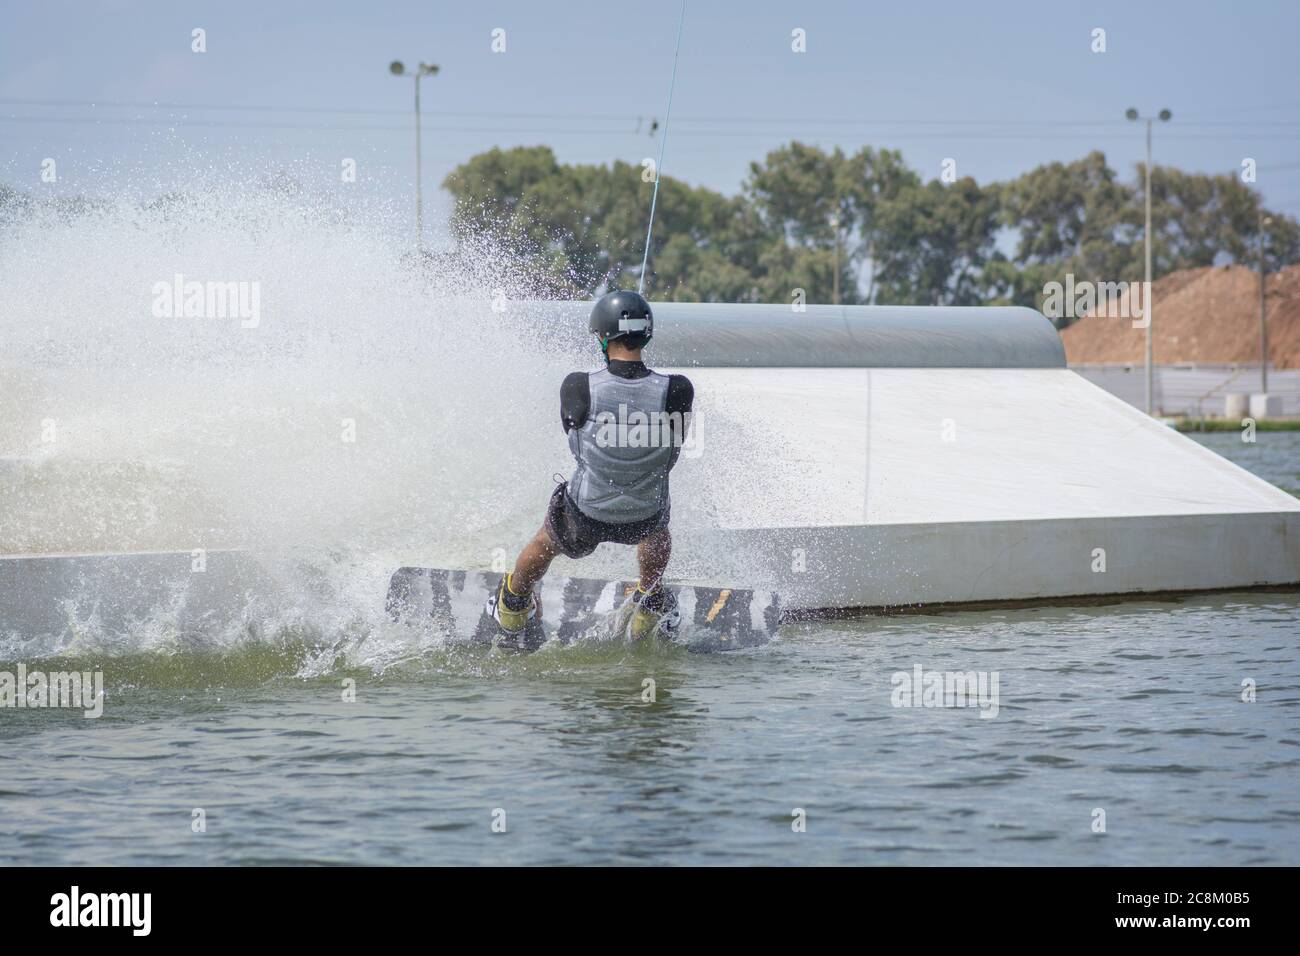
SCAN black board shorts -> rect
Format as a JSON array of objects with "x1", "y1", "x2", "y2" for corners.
[{"x1": 543, "y1": 482, "x2": 669, "y2": 559}]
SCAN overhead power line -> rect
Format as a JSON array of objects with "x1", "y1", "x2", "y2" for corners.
[
  {"x1": 2, "y1": 97, "x2": 1300, "y2": 130},
  {"x1": 4, "y1": 115, "x2": 1300, "y2": 146}
]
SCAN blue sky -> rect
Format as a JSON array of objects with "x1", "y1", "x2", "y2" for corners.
[{"x1": 3, "y1": 0, "x2": 1299, "y2": 240}]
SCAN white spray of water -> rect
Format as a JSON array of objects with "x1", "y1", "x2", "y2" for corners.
[
  {"x1": 0, "y1": 176, "x2": 770, "y2": 665},
  {"x1": 2, "y1": 179, "x2": 582, "y2": 554}
]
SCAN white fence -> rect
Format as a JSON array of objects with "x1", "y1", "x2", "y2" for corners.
[{"x1": 1071, "y1": 364, "x2": 1300, "y2": 417}]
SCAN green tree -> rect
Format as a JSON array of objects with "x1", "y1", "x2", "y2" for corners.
[
  {"x1": 873, "y1": 177, "x2": 1002, "y2": 305},
  {"x1": 997, "y1": 152, "x2": 1138, "y2": 316},
  {"x1": 443, "y1": 146, "x2": 775, "y2": 298},
  {"x1": 1146, "y1": 165, "x2": 1299, "y2": 272},
  {"x1": 441, "y1": 143, "x2": 1300, "y2": 309},
  {"x1": 744, "y1": 142, "x2": 918, "y2": 303}
]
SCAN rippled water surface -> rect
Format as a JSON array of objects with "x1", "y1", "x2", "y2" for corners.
[{"x1": 2, "y1": 430, "x2": 1297, "y2": 866}]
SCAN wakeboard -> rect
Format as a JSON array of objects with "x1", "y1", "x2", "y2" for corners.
[{"x1": 385, "y1": 567, "x2": 780, "y2": 653}]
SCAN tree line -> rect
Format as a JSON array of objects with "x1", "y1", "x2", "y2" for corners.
[{"x1": 443, "y1": 143, "x2": 1300, "y2": 325}]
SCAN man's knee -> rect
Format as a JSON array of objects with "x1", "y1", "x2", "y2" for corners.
[{"x1": 534, "y1": 526, "x2": 560, "y2": 556}]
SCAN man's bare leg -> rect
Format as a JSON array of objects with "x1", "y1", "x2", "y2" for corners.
[
  {"x1": 508, "y1": 526, "x2": 561, "y2": 597},
  {"x1": 637, "y1": 527, "x2": 671, "y2": 592},
  {"x1": 626, "y1": 528, "x2": 677, "y2": 638}
]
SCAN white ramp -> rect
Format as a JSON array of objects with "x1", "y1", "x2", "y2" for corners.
[{"x1": 681, "y1": 365, "x2": 1299, "y2": 609}]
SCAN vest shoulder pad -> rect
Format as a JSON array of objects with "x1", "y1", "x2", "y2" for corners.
[
  {"x1": 666, "y1": 374, "x2": 694, "y2": 416},
  {"x1": 560, "y1": 371, "x2": 590, "y2": 432}
]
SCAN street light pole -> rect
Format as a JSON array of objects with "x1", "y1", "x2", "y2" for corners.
[
  {"x1": 1126, "y1": 107, "x2": 1172, "y2": 416},
  {"x1": 1259, "y1": 212, "x2": 1273, "y2": 393},
  {"x1": 415, "y1": 71, "x2": 423, "y2": 245},
  {"x1": 831, "y1": 212, "x2": 841, "y2": 305},
  {"x1": 390, "y1": 60, "x2": 440, "y2": 251},
  {"x1": 1143, "y1": 118, "x2": 1153, "y2": 414}
]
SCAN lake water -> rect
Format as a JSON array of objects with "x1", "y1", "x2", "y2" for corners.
[{"x1": 2, "y1": 431, "x2": 1297, "y2": 866}]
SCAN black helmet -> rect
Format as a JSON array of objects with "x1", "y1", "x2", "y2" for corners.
[{"x1": 589, "y1": 290, "x2": 653, "y2": 350}]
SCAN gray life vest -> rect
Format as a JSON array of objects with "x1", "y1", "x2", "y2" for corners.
[{"x1": 568, "y1": 367, "x2": 676, "y2": 524}]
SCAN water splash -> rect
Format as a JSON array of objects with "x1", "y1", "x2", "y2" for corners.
[{"x1": 0, "y1": 174, "x2": 771, "y2": 677}]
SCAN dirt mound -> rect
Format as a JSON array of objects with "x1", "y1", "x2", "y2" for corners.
[{"x1": 1060, "y1": 263, "x2": 1300, "y2": 368}]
